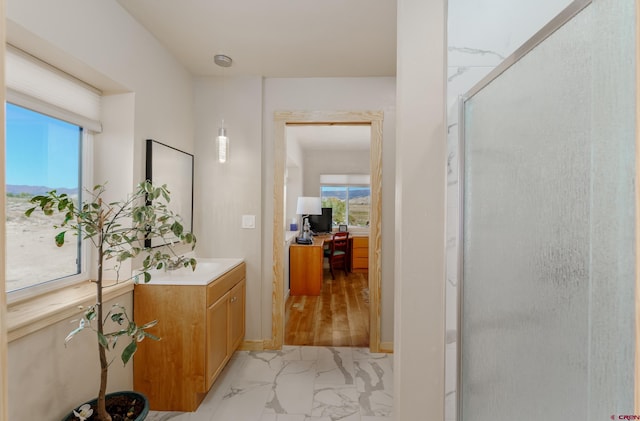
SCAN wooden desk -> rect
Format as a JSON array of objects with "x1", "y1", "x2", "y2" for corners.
[
  {"x1": 289, "y1": 237, "x2": 325, "y2": 296},
  {"x1": 289, "y1": 234, "x2": 368, "y2": 296}
]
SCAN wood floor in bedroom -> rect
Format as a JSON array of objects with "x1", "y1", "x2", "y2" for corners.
[{"x1": 284, "y1": 269, "x2": 369, "y2": 347}]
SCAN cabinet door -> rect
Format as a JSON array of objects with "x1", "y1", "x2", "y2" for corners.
[
  {"x1": 206, "y1": 295, "x2": 229, "y2": 390},
  {"x1": 228, "y1": 279, "x2": 246, "y2": 352}
]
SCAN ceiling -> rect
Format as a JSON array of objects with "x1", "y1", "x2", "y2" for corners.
[
  {"x1": 116, "y1": 0, "x2": 397, "y2": 78},
  {"x1": 287, "y1": 125, "x2": 371, "y2": 153},
  {"x1": 116, "y1": 0, "x2": 393, "y2": 152}
]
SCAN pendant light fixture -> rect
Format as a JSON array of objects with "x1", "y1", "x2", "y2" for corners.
[{"x1": 214, "y1": 54, "x2": 232, "y2": 163}]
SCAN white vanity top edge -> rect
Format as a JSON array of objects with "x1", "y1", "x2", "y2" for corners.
[{"x1": 136, "y1": 257, "x2": 244, "y2": 286}]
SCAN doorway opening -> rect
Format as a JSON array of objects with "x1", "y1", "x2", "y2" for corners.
[
  {"x1": 284, "y1": 124, "x2": 371, "y2": 347},
  {"x1": 270, "y1": 110, "x2": 383, "y2": 352}
]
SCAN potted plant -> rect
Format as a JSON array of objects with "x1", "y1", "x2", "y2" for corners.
[{"x1": 25, "y1": 181, "x2": 197, "y2": 421}]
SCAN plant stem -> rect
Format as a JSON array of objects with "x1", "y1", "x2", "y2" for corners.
[{"x1": 96, "y1": 218, "x2": 112, "y2": 421}]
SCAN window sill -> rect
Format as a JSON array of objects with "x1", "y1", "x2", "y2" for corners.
[{"x1": 7, "y1": 279, "x2": 133, "y2": 342}]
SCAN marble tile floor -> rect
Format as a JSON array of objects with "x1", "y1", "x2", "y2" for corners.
[{"x1": 146, "y1": 346, "x2": 393, "y2": 421}]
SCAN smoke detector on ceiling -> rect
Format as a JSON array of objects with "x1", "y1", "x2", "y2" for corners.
[{"x1": 214, "y1": 54, "x2": 233, "y2": 68}]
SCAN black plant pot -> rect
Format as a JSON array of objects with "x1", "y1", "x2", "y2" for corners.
[{"x1": 61, "y1": 390, "x2": 149, "y2": 421}]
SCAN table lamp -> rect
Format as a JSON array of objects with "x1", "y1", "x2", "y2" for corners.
[{"x1": 296, "y1": 196, "x2": 322, "y2": 243}]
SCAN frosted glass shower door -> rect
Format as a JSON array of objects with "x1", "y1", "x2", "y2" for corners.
[{"x1": 459, "y1": 1, "x2": 636, "y2": 421}]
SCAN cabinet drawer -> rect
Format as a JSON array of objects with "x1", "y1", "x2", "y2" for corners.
[
  {"x1": 352, "y1": 237, "x2": 368, "y2": 248},
  {"x1": 352, "y1": 257, "x2": 369, "y2": 269},
  {"x1": 207, "y1": 262, "x2": 246, "y2": 305},
  {"x1": 352, "y1": 248, "x2": 368, "y2": 259}
]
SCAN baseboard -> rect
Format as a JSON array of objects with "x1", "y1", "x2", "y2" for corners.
[
  {"x1": 238, "y1": 340, "x2": 264, "y2": 351},
  {"x1": 240, "y1": 339, "x2": 391, "y2": 353},
  {"x1": 379, "y1": 341, "x2": 394, "y2": 353}
]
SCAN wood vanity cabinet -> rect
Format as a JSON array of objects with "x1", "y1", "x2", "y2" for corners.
[{"x1": 133, "y1": 262, "x2": 246, "y2": 412}]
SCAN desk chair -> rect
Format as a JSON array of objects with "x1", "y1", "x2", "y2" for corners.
[{"x1": 324, "y1": 231, "x2": 349, "y2": 279}]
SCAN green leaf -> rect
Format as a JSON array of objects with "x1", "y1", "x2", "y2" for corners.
[
  {"x1": 143, "y1": 182, "x2": 153, "y2": 194},
  {"x1": 111, "y1": 313, "x2": 125, "y2": 324},
  {"x1": 171, "y1": 222, "x2": 183, "y2": 236},
  {"x1": 121, "y1": 340, "x2": 137, "y2": 365},
  {"x1": 85, "y1": 306, "x2": 96, "y2": 321},
  {"x1": 25, "y1": 207, "x2": 36, "y2": 217},
  {"x1": 110, "y1": 329, "x2": 128, "y2": 339},
  {"x1": 140, "y1": 319, "x2": 158, "y2": 330},
  {"x1": 117, "y1": 251, "x2": 132, "y2": 262},
  {"x1": 144, "y1": 332, "x2": 161, "y2": 342},
  {"x1": 55, "y1": 231, "x2": 66, "y2": 247},
  {"x1": 143, "y1": 272, "x2": 151, "y2": 283},
  {"x1": 97, "y1": 332, "x2": 109, "y2": 349},
  {"x1": 65, "y1": 319, "x2": 86, "y2": 345},
  {"x1": 63, "y1": 212, "x2": 74, "y2": 224}
]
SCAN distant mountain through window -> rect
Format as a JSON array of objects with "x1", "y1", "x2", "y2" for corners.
[{"x1": 6, "y1": 185, "x2": 79, "y2": 196}]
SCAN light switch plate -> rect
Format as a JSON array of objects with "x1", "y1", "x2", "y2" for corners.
[{"x1": 242, "y1": 214, "x2": 256, "y2": 229}]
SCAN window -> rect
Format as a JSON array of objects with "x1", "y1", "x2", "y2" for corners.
[
  {"x1": 5, "y1": 103, "x2": 87, "y2": 295},
  {"x1": 4, "y1": 47, "x2": 100, "y2": 300},
  {"x1": 320, "y1": 177, "x2": 371, "y2": 228}
]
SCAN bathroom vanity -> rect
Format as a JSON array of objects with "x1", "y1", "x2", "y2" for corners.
[{"x1": 133, "y1": 258, "x2": 245, "y2": 411}]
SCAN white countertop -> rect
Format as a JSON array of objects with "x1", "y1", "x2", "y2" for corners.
[{"x1": 136, "y1": 257, "x2": 244, "y2": 286}]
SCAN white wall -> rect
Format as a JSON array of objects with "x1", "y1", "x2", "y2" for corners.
[
  {"x1": 6, "y1": 1, "x2": 195, "y2": 419},
  {"x1": 394, "y1": 0, "x2": 446, "y2": 419},
  {"x1": 302, "y1": 149, "x2": 370, "y2": 196},
  {"x1": 285, "y1": 165, "x2": 303, "y2": 230},
  {"x1": 8, "y1": 295, "x2": 133, "y2": 421},
  {"x1": 262, "y1": 77, "x2": 397, "y2": 343},
  {"x1": 193, "y1": 75, "x2": 264, "y2": 341},
  {"x1": 286, "y1": 133, "x2": 305, "y2": 228}
]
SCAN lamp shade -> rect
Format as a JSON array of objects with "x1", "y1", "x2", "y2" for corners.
[{"x1": 296, "y1": 196, "x2": 322, "y2": 215}]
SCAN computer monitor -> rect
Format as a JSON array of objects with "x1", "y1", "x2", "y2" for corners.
[{"x1": 308, "y1": 207, "x2": 333, "y2": 234}]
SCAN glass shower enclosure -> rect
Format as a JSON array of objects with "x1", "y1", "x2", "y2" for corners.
[{"x1": 458, "y1": 1, "x2": 637, "y2": 420}]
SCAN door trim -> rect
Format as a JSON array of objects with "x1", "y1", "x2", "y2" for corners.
[{"x1": 269, "y1": 110, "x2": 383, "y2": 352}]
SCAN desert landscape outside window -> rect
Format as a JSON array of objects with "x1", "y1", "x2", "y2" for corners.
[
  {"x1": 320, "y1": 184, "x2": 371, "y2": 227},
  {"x1": 5, "y1": 103, "x2": 83, "y2": 293}
]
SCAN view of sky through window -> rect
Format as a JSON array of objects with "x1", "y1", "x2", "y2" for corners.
[{"x1": 6, "y1": 103, "x2": 80, "y2": 189}]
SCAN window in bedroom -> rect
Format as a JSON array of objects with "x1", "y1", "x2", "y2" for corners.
[{"x1": 320, "y1": 174, "x2": 371, "y2": 227}]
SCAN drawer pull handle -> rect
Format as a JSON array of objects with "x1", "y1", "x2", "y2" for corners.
[{"x1": 230, "y1": 296, "x2": 237, "y2": 303}]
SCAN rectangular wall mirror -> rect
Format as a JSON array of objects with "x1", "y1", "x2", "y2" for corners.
[{"x1": 145, "y1": 139, "x2": 194, "y2": 248}]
